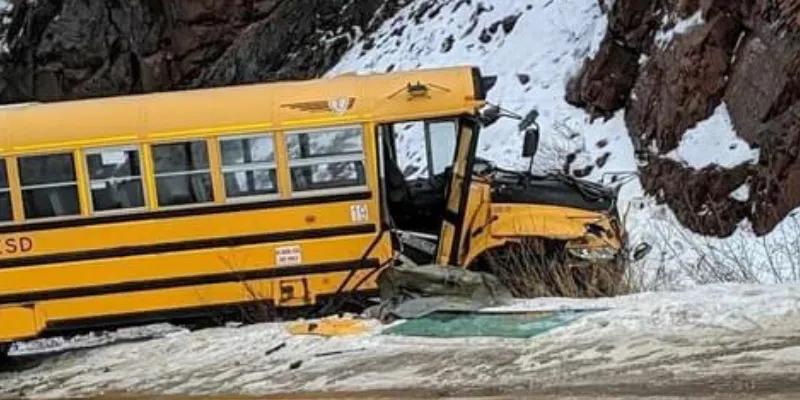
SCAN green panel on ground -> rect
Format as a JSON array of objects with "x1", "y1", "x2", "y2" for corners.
[{"x1": 382, "y1": 310, "x2": 596, "y2": 338}]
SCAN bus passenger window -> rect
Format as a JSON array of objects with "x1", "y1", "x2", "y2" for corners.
[
  {"x1": 0, "y1": 159, "x2": 11, "y2": 222},
  {"x1": 151, "y1": 141, "x2": 214, "y2": 207},
  {"x1": 85, "y1": 146, "x2": 146, "y2": 213},
  {"x1": 18, "y1": 153, "x2": 81, "y2": 219},
  {"x1": 285, "y1": 126, "x2": 367, "y2": 194},
  {"x1": 220, "y1": 135, "x2": 278, "y2": 200}
]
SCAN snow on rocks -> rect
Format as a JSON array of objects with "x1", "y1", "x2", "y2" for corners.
[
  {"x1": 654, "y1": 10, "x2": 706, "y2": 49},
  {"x1": 663, "y1": 103, "x2": 760, "y2": 170}
]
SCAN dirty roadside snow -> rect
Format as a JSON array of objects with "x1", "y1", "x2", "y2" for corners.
[{"x1": 3, "y1": 283, "x2": 800, "y2": 398}]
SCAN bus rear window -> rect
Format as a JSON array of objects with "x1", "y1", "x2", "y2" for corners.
[
  {"x1": 0, "y1": 159, "x2": 11, "y2": 222},
  {"x1": 151, "y1": 141, "x2": 214, "y2": 207},
  {"x1": 18, "y1": 153, "x2": 81, "y2": 219}
]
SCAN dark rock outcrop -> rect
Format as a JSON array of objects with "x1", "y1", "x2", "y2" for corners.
[
  {"x1": 568, "y1": 0, "x2": 800, "y2": 237},
  {"x1": 641, "y1": 158, "x2": 754, "y2": 237},
  {"x1": 725, "y1": 31, "x2": 800, "y2": 234},
  {"x1": 565, "y1": 36, "x2": 640, "y2": 118},
  {"x1": 626, "y1": 13, "x2": 743, "y2": 154},
  {"x1": 566, "y1": 0, "x2": 664, "y2": 118},
  {"x1": 0, "y1": 0, "x2": 402, "y2": 103}
]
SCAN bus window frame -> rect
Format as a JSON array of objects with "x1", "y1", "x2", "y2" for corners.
[
  {"x1": 284, "y1": 123, "x2": 370, "y2": 199},
  {"x1": 16, "y1": 150, "x2": 83, "y2": 222},
  {"x1": 0, "y1": 158, "x2": 12, "y2": 225},
  {"x1": 149, "y1": 138, "x2": 216, "y2": 211},
  {"x1": 217, "y1": 132, "x2": 281, "y2": 204},
  {"x1": 385, "y1": 116, "x2": 461, "y2": 182},
  {"x1": 424, "y1": 118, "x2": 459, "y2": 179},
  {"x1": 83, "y1": 144, "x2": 149, "y2": 216}
]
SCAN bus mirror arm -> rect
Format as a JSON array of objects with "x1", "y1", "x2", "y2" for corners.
[
  {"x1": 475, "y1": 104, "x2": 540, "y2": 170},
  {"x1": 477, "y1": 103, "x2": 525, "y2": 127}
]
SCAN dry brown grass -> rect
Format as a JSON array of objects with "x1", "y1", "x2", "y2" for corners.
[{"x1": 476, "y1": 239, "x2": 633, "y2": 298}]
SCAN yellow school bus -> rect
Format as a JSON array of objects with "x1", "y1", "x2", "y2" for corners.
[{"x1": 0, "y1": 66, "x2": 642, "y2": 355}]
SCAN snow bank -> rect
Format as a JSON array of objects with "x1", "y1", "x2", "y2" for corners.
[
  {"x1": 4, "y1": 283, "x2": 800, "y2": 398},
  {"x1": 11, "y1": 323, "x2": 186, "y2": 356},
  {"x1": 622, "y1": 193, "x2": 800, "y2": 288},
  {"x1": 488, "y1": 282, "x2": 800, "y2": 335}
]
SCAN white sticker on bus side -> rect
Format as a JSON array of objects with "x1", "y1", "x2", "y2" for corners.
[
  {"x1": 276, "y1": 245, "x2": 301, "y2": 267},
  {"x1": 101, "y1": 150, "x2": 127, "y2": 165},
  {"x1": 350, "y1": 204, "x2": 368, "y2": 222}
]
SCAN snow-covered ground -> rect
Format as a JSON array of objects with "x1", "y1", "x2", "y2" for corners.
[
  {"x1": 331, "y1": 0, "x2": 800, "y2": 288},
  {"x1": 3, "y1": 283, "x2": 800, "y2": 398}
]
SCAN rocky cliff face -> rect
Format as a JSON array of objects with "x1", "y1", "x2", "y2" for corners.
[
  {"x1": 569, "y1": 0, "x2": 800, "y2": 237},
  {"x1": 0, "y1": 0, "x2": 401, "y2": 103}
]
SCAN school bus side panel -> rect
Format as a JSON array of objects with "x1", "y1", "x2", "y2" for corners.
[
  {"x1": 0, "y1": 66, "x2": 484, "y2": 344},
  {"x1": 0, "y1": 120, "x2": 392, "y2": 342}
]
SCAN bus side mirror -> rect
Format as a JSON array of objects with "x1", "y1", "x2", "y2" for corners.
[{"x1": 522, "y1": 126, "x2": 540, "y2": 158}]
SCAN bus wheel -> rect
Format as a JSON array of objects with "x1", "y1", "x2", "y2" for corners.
[{"x1": 473, "y1": 239, "x2": 624, "y2": 298}]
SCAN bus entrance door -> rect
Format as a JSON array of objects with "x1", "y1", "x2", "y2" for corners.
[{"x1": 435, "y1": 118, "x2": 479, "y2": 266}]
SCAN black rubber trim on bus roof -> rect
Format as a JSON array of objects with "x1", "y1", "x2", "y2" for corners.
[
  {"x1": 471, "y1": 67, "x2": 485, "y2": 100},
  {"x1": 0, "y1": 258, "x2": 381, "y2": 306},
  {"x1": 0, "y1": 224, "x2": 376, "y2": 269},
  {"x1": 0, "y1": 191, "x2": 372, "y2": 234}
]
